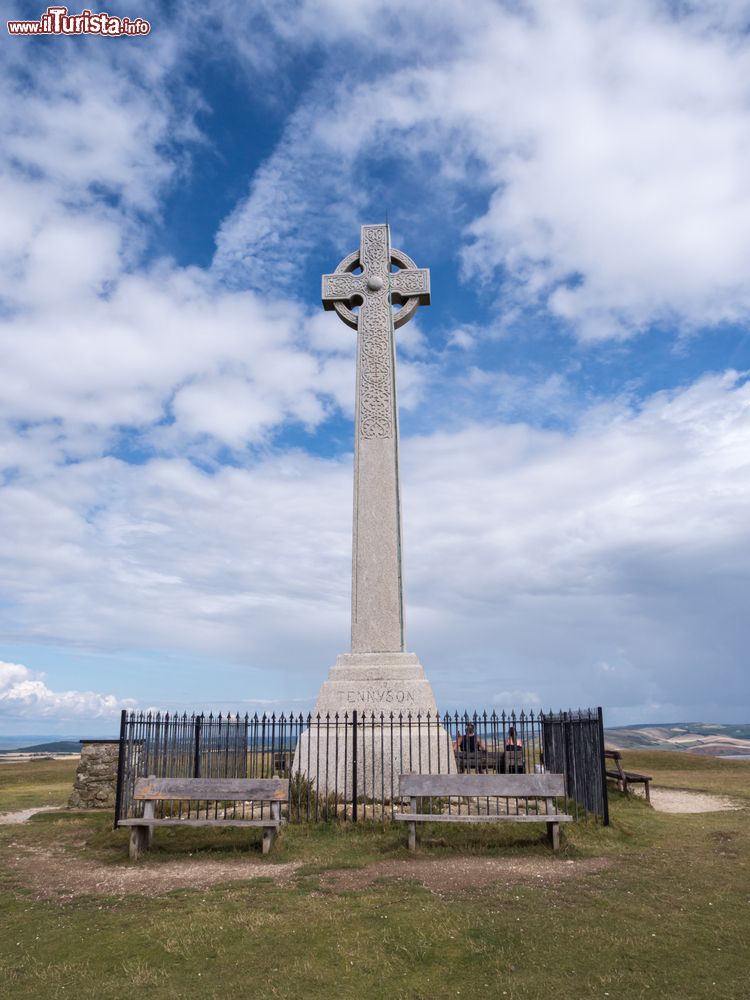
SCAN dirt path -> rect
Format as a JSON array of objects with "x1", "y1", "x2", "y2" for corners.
[
  {"x1": 634, "y1": 788, "x2": 744, "y2": 813},
  {"x1": 0, "y1": 806, "x2": 64, "y2": 825}
]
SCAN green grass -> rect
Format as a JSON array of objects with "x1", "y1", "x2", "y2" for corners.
[
  {"x1": 0, "y1": 758, "x2": 78, "y2": 812},
  {"x1": 1, "y1": 754, "x2": 748, "y2": 999},
  {"x1": 621, "y1": 749, "x2": 750, "y2": 800}
]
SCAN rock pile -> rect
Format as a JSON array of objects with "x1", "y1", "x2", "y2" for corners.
[{"x1": 68, "y1": 740, "x2": 119, "y2": 809}]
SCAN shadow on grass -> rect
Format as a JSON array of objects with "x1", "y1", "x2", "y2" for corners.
[{"x1": 9, "y1": 803, "x2": 636, "y2": 875}]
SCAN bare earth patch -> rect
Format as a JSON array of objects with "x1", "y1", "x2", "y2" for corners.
[
  {"x1": 634, "y1": 788, "x2": 744, "y2": 813},
  {"x1": 321, "y1": 856, "x2": 612, "y2": 894},
  {"x1": 4, "y1": 842, "x2": 305, "y2": 899},
  {"x1": 4, "y1": 839, "x2": 610, "y2": 900}
]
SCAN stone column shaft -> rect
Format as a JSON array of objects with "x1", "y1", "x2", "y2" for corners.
[{"x1": 351, "y1": 269, "x2": 404, "y2": 652}]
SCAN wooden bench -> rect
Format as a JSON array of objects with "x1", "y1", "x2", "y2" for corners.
[
  {"x1": 455, "y1": 748, "x2": 526, "y2": 774},
  {"x1": 455, "y1": 749, "x2": 505, "y2": 773},
  {"x1": 119, "y1": 776, "x2": 289, "y2": 859},
  {"x1": 605, "y1": 750, "x2": 652, "y2": 802},
  {"x1": 272, "y1": 751, "x2": 292, "y2": 774},
  {"x1": 394, "y1": 773, "x2": 572, "y2": 851},
  {"x1": 504, "y1": 747, "x2": 525, "y2": 774}
]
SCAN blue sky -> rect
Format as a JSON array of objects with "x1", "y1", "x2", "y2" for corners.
[{"x1": 1, "y1": 0, "x2": 749, "y2": 736}]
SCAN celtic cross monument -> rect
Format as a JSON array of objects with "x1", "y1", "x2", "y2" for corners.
[
  {"x1": 293, "y1": 225, "x2": 455, "y2": 797},
  {"x1": 297, "y1": 225, "x2": 453, "y2": 792}
]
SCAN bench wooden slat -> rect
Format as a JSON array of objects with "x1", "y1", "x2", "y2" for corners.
[
  {"x1": 133, "y1": 777, "x2": 288, "y2": 801},
  {"x1": 606, "y1": 768, "x2": 651, "y2": 782},
  {"x1": 394, "y1": 813, "x2": 572, "y2": 824},
  {"x1": 399, "y1": 772, "x2": 565, "y2": 798},
  {"x1": 455, "y1": 750, "x2": 505, "y2": 772},
  {"x1": 120, "y1": 818, "x2": 280, "y2": 829},
  {"x1": 604, "y1": 751, "x2": 651, "y2": 781},
  {"x1": 605, "y1": 750, "x2": 652, "y2": 802}
]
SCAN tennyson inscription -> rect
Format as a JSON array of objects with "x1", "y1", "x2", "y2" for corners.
[{"x1": 346, "y1": 689, "x2": 417, "y2": 705}]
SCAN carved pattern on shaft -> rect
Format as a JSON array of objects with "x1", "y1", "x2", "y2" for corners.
[
  {"x1": 359, "y1": 227, "x2": 393, "y2": 439},
  {"x1": 360, "y1": 295, "x2": 394, "y2": 438}
]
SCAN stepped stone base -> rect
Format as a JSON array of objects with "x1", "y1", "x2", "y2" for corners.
[
  {"x1": 294, "y1": 652, "x2": 455, "y2": 800},
  {"x1": 312, "y1": 652, "x2": 440, "y2": 717}
]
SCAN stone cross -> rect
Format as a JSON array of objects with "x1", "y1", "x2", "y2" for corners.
[{"x1": 322, "y1": 224, "x2": 430, "y2": 654}]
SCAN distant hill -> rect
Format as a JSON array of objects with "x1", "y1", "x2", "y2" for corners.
[
  {"x1": 0, "y1": 740, "x2": 82, "y2": 755},
  {"x1": 604, "y1": 722, "x2": 750, "y2": 756},
  {"x1": 0, "y1": 733, "x2": 84, "y2": 750}
]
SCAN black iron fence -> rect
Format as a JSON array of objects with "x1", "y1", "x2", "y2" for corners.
[
  {"x1": 114, "y1": 710, "x2": 248, "y2": 825},
  {"x1": 115, "y1": 708, "x2": 608, "y2": 827},
  {"x1": 542, "y1": 707, "x2": 609, "y2": 825}
]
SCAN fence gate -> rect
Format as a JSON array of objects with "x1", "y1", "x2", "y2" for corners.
[{"x1": 541, "y1": 708, "x2": 609, "y2": 825}]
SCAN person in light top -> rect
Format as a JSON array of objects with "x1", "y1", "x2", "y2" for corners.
[{"x1": 505, "y1": 726, "x2": 523, "y2": 750}]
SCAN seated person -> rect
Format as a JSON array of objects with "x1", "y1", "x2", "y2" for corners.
[
  {"x1": 505, "y1": 726, "x2": 524, "y2": 773},
  {"x1": 505, "y1": 726, "x2": 523, "y2": 750},
  {"x1": 454, "y1": 722, "x2": 486, "y2": 754}
]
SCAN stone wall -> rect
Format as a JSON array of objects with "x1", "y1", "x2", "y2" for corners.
[{"x1": 68, "y1": 740, "x2": 119, "y2": 809}]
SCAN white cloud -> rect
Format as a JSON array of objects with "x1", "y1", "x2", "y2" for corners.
[
  {"x1": 214, "y1": 0, "x2": 750, "y2": 339},
  {"x1": 214, "y1": 111, "x2": 364, "y2": 292},
  {"x1": 400, "y1": 370, "x2": 750, "y2": 714},
  {"x1": 492, "y1": 691, "x2": 543, "y2": 709},
  {"x1": 0, "y1": 41, "x2": 399, "y2": 462},
  {"x1": 0, "y1": 372, "x2": 748, "y2": 720},
  {"x1": 0, "y1": 2, "x2": 748, "y2": 728},
  {"x1": 461, "y1": 369, "x2": 577, "y2": 424},
  {"x1": 0, "y1": 447, "x2": 353, "y2": 670},
  {"x1": 0, "y1": 660, "x2": 135, "y2": 720},
  {"x1": 1, "y1": 26, "x2": 194, "y2": 217}
]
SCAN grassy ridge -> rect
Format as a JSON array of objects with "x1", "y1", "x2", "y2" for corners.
[
  {"x1": 0, "y1": 752, "x2": 748, "y2": 999},
  {"x1": 605, "y1": 722, "x2": 750, "y2": 753}
]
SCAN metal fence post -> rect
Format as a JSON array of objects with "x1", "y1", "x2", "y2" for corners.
[
  {"x1": 597, "y1": 706, "x2": 610, "y2": 826},
  {"x1": 193, "y1": 715, "x2": 202, "y2": 778},
  {"x1": 352, "y1": 710, "x2": 358, "y2": 822},
  {"x1": 113, "y1": 709, "x2": 127, "y2": 829}
]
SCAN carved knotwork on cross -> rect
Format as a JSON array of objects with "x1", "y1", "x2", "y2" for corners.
[{"x1": 322, "y1": 224, "x2": 430, "y2": 439}]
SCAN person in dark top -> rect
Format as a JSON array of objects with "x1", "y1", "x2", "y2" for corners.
[{"x1": 454, "y1": 722, "x2": 486, "y2": 753}]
